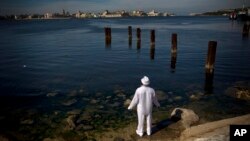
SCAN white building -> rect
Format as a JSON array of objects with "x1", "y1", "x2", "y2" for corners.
[
  {"x1": 131, "y1": 10, "x2": 147, "y2": 17},
  {"x1": 44, "y1": 13, "x2": 53, "y2": 19},
  {"x1": 147, "y1": 10, "x2": 160, "y2": 16},
  {"x1": 101, "y1": 10, "x2": 123, "y2": 18}
]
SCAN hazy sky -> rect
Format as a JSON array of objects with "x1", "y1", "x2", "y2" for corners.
[{"x1": 0, "y1": 0, "x2": 249, "y2": 15}]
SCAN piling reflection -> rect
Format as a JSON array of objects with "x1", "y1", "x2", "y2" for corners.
[
  {"x1": 170, "y1": 52, "x2": 177, "y2": 71},
  {"x1": 204, "y1": 72, "x2": 214, "y2": 94},
  {"x1": 242, "y1": 23, "x2": 249, "y2": 38},
  {"x1": 150, "y1": 45, "x2": 155, "y2": 60},
  {"x1": 137, "y1": 40, "x2": 141, "y2": 50},
  {"x1": 129, "y1": 37, "x2": 132, "y2": 47}
]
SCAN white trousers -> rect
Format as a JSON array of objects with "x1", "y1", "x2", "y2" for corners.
[{"x1": 136, "y1": 112, "x2": 152, "y2": 135}]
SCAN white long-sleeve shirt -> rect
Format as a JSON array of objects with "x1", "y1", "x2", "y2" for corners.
[{"x1": 128, "y1": 85, "x2": 160, "y2": 115}]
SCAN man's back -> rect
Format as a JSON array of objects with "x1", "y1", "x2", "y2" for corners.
[{"x1": 136, "y1": 85, "x2": 157, "y2": 115}]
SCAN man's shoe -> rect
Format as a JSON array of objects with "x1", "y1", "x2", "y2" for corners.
[{"x1": 136, "y1": 130, "x2": 143, "y2": 137}]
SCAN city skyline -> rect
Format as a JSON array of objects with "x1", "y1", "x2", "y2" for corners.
[{"x1": 0, "y1": 0, "x2": 249, "y2": 15}]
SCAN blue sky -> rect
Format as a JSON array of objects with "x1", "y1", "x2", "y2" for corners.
[{"x1": 0, "y1": 0, "x2": 249, "y2": 15}]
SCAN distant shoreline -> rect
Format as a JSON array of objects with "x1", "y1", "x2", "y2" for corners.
[{"x1": 0, "y1": 15, "x2": 228, "y2": 21}]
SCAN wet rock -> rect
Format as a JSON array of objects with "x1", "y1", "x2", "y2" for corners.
[
  {"x1": 106, "y1": 96, "x2": 112, "y2": 99},
  {"x1": 76, "y1": 124, "x2": 94, "y2": 131},
  {"x1": 156, "y1": 90, "x2": 168, "y2": 101},
  {"x1": 79, "y1": 89, "x2": 84, "y2": 93},
  {"x1": 113, "y1": 137, "x2": 125, "y2": 141},
  {"x1": 43, "y1": 137, "x2": 65, "y2": 141},
  {"x1": 124, "y1": 99, "x2": 131, "y2": 107},
  {"x1": 110, "y1": 102, "x2": 121, "y2": 107},
  {"x1": 225, "y1": 82, "x2": 250, "y2": 101},
  {"x1": 168, "y1": 91, "x2": 174, "y2": 95},
  {"x1": 47, "y1": 92, "x2": 58, "y2": 97},
  {"x1": 99, "y1": 106, "x2": 104, "y2": 109},
  {"x1": 94, "y1": 114, "x2": 102, "y2": 119},
  {"x1": 174, "y1": 96, "x2": 183, "y2": 101},
  {"x1": 54, "y1": 111, "x2": 61, "y2": 115},
  {"x1": 226, "y1": 87, "x2": 250, "y2": 100},
  {"x1": 20, "y1": 119, "x2": 34, "y2": 125},
  {"x1": 168, "y1": 98, "x2": 174, "y2": 103},
  {"x1": 82, "y1": 97, "x2": 90, "y2": 101},
  {"x1": 90, "y1": 99, "x2": 99, "y2": 104},
  {"x1": 170, "y1": 108, "x2": 199, "y2": 129},
  {"x1": 95, "y1": 92, "x2": 102, "y2": 97},
  {"x1": 68, "y1": 90, "x2": 77, "y2": 97},
  {"x1": 188, "y1": 91, "x2": 204, "y2": 101},
  {"x1": 62, "y1": 99, "x2": 77, "y2": 106},
  {"x1": 76, "y1": 113, "x2": 91, "y2": 124},
  {"x1": 64, "y1": 115, "x2": 76, "y2": 130},
  {"x1": 67, "y1": 109, "x2": 81, "y2": 115},
  {"x1": 117, "y1": 93, "x2": 126, "y2": 99}
]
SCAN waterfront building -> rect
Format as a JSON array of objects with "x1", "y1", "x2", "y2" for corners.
[
  {"x1": 44, "y1": 13, "x2": 53, "y2": 19},
  {"x1": 101, "y1": 10, "x2": 128, "y2": 18},
  {"x1": 147, "y1": 10, "x2": 161, "y2": 16},
  {"x1": 131, "y1": 10, "x2": 147, "y2": 17},
  {"x1": 75, "y1": 11, "x2": 98, "y2": 18}
]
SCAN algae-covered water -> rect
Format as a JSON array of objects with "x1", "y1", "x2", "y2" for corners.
[{"x1": 0, "y1": 16, "x2": 250, "y2": 140}]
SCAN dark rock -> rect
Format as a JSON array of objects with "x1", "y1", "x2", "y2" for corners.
[
  {"x1": 62, "y1": 99, "x2": 77, "y2": 106},
  {"x1": 64, "y1": 115, "x2": 76, "y2": 130},
  {"x1": 20, "y1": 119, "x2": 34, "y2": 125},
  {"x1": 67, "y1": 109, "x2": 81, "y2": 115},
  {"x1": 43, "y1": 137, "x2": 65, "y2": 141},
  {"x1": 156, "y1": 90, "x2": 168, "y2": 101},
  {"x1": 173, "y1": 96, "x2": 183, "y2": 101},
  {"x1": 225, "y1": 81, "x2": 250, "y2": 100},
  {"x1": 76, "y1": 124, "x2": 94, "y2": 131},
  {"x1": 68, "y1": 90, "x2": 77, "y2": 97},
  {"x1": 110, "y1": 102, "x2": 120, "y2": 107},
  {"x1": 113, "y1": 137, "x2": 125, "y2": 141},
  {"x1": 47, "y1": 92, "x2": 58, "y2": 97},
  {"x1": 226, "y1": 87, "x2": 250, "y2": 100},
  {"x1": 90, "y1": 99, "x2": 98, "y2": 104}
]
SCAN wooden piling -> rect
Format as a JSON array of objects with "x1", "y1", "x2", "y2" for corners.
[
  {"x1": 171, "y1": 33, "x2": 177, "y2": 53},
  {"x1": 150, "y1": 30, "x2": 155, "y2": 45},
  {"x1": 137, "y1": 28, "x2": 141, "y2": 41},
  {"x1": 205, "y1": 41, "x2": 217, "y2": 73},
  {"x1": 242, "y1": 23, "x2": 249, "y2": 37},
  {"x1": 105, "y1": 27, "x2": 111, "y2": 46}
]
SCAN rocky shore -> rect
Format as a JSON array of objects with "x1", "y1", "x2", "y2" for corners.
[{"x1": 0, "y1": 82, "x2": 249, "y2": 141}]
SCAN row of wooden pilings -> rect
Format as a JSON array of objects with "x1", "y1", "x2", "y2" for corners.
[{"x1": 105, "y1": 26, "x2": 217, "y2": 74}]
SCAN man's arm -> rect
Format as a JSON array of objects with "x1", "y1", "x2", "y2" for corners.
[
  {"x1": 128, "y1": 90, "x2": 139, "y2": 110},
  {"x1": 152, "y1": 90, "x2": 160, "y2": 107}
]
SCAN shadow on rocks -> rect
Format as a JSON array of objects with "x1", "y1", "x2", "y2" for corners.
[{"x1": 151, "y1": 109, "x2": 182, "y2": 135}]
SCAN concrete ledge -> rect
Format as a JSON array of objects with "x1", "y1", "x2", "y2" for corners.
[{"x1": 180, "y1": 114, "x2": 250, "y2": 141}]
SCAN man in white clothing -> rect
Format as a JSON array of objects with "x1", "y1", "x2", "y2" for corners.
[{"x1": 128, "y1": 76, "x2": 160, "y2": 137}]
